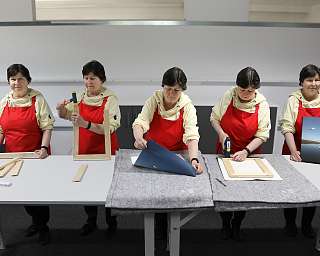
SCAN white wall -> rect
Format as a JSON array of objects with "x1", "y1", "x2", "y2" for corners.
[
  {"x1": 0, "y1": 25, "x2": 319, "y2": 82},
  {"x1": 184, "y1": 0, "x2": 249, "y2": 21},
  {"x1": 0, "y1": 24, "x2": 319, "y2": 154},
  {"x1": 0, "y1": 0, "x2": 34, "y2": 21}
]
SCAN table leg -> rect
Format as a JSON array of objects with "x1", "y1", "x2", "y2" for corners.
[
  {"x1": 169, "y1": 212, "x2": 180, "y2": 256},
  {"x1": 0, "y1": 213, "x2": 5, "y2": 249},
  {"x1": 315, "y1": 226, "x2": 320, "y2": 251},
  {"x1": 144, "y1": 213, "x2": 155, "y2": 256}
]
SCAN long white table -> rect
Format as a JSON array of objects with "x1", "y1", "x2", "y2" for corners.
[
  {"x1": 283, "y1": 156, "x2": 320, "y2": 250},
  {"x1": 0, "y1": 155, "x2": 115, "y2": 248}
]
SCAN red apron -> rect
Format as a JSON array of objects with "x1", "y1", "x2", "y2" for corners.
[
  {"x1": 216, "y1": 99, "x2": 261, "y2": 154},
  {"x1": 282, "y1": 100, "x2": 320, "y2": 154},
  {"x1": 0, "y1": 96, "x2": 44, "y2": 152},
  {"x1": 78, "y1": 96, "x2": 119, "y2": 155},
  {"x1": 144, "y1": 107, "x2": 187, "y2": 151}
]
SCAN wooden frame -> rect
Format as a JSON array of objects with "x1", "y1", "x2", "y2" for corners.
[
  {"x1": 73, "y1": 103, "x2": 111, "y2": 161},
  {"x1": 222, "y1": 158, "x2": 273, "y2": 178},
  {"x1": 0, "y1": 152, "x2": 37, "y2": 159}
]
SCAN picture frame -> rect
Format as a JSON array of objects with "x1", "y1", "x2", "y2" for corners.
[
  {"x1": 73, "y1": 103, "x2": 111, "y2": 161},
  {"x1": 222, "y1": 157, "x2": 273, "y2": 178}
]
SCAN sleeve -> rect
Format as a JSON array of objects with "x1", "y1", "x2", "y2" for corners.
[
  {"x1": 255, "y1": 101, "x2": 271, "y2": 142},
  {"x1": 210, "y1": 89, "x2": 232, "y2": 123},
  {"x1": 35, "y1": 95, "x2": 55, "y2": 130},
  {"x1": 182, "y1": 103, "x2": 200, "y2": 143},
  {"x1": 279, "y1": 96, "x2": 298, "y2": 135},
  {"x1": 104, "y1": 95, "x2": 121, "y2": 133},
  {"x1": 132, "y1": 96, "x2": 157, "y2": 133}
]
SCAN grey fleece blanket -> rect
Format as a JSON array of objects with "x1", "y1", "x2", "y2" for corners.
[
  {"x1": 105, "y1": 149, "x2": 214, "y2": 210},
  {"x1": 204, "y1": 154, "x2": 320, "y2": 211}
]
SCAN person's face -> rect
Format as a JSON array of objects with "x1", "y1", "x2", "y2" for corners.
[
  {"x1": 301, "y1": 75, "x2": 320, "y2": 100},
  {"x1": 236, "y1": 86, "x2": 256, "y2": 102},
  {"x1": 9, "y1": 72, "x2": 29, "y2": 98},
  {"x1": 83, "y1": 72, "x2": 103, "y2": 96},
  {"x1": 163, "y1": 84, "x2": 182, "y2": 107}
]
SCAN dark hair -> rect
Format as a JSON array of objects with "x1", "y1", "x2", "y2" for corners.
[
  {"x1": 236, "y1": 67, "x2": 260, "y2": 89},
  {"x1": 299, "y1": 64, "x2": 320, "y2": 85},
  {"x1": 82, "y1": 60, "x2": 106, "y2": 83},
  {"x1": 162, "y1": 67, "x2": 187, "y2": 91},
  {"x1": 7, "y1": 64, "x2": 32, "y2": 83}
]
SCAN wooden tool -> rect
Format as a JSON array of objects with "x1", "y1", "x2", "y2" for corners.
[{"x1": 72, "y1": 164, "x2": 88, "y2": 182}]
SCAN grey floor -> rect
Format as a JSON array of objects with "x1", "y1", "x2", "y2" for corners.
[{"x1": 0, "y1": 205, "x2": 319, "y2": 256}]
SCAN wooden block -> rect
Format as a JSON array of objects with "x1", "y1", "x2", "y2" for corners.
[
  {"x1": 11, "y1": 160, "x2": 24, "y2": 176},
  {"x1": 0, "y1": 162, "x2": 16, "y2": 178},
  {"x1": 72, "y1": 164, "x2": 88, "y2": 182},
  {"x1": 0, "y1": 157, "x2": 21, "y2": 170}
]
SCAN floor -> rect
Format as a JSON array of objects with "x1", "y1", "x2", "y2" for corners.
[{"x1": 0, "y1": 205, "x2": 319, "y2": 256}]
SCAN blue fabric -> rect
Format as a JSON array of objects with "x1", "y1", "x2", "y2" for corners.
[{"x1": 134, "y1": 140, "x2": 196, "y2": 177}]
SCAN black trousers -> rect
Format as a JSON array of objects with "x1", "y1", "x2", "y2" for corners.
[
  {"x1": 284, "y1": 207, "x2": 316, "y2": 227},
  {"x1": 24, "y1": 206, "x2": 50, "y2": 227},
  {"x1": 155, "y1": 213, "x2": 168, "y2": 240},
  {"x1": 84, "y1": 206, "x2": 116, "y2": 226},
  {"x1": 220, "y1": 211, "x2": 246, "y2": 228}
]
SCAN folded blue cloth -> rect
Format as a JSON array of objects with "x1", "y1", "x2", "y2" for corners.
[{"x1": 134, "y1": 140, "x2": 196, "y2": 177}]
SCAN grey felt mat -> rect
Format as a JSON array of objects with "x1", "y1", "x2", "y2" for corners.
[
  {"x1": 106, "y1": 149, "x2": 214, "y2": 210},
  {"x1": 204, "y1": 154, "x2": 320, "y2": 211}
]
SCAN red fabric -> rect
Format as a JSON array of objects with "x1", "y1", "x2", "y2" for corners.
[
  {"x1": 78, "y1": 96, "x2": 119, "y2": 155},
  {"x1": 0, "y1": 96, "x2": 44, "y2": 152},
  {"x1": 282, "y1": 100, "x2": 320, "y2": 154},
  {"x1": 216, "y1": 99, "x2": 261, "y2": 154},
  {"x1": 145, "y1": 107, "x2": 187, "y2": 151}
]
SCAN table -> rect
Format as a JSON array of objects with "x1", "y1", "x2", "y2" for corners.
[
  {"x1": 106, "y1": 149, "x2": 214, "y2": 256},
  {"x1": 283, "y1": 156, "x2": 320, "y2": 250},
  {"x1": 0, "y1": 155, "x2": 115, "y2": 248}
]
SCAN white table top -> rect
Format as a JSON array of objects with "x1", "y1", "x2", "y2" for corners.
[
  {"x1": 0, "y1": 155, "x2": 115, "y2": 205},
  {"x1": 284, "y1": 155, "x2": 320, "y2": 191}
]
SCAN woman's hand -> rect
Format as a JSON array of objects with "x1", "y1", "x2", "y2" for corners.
[
  {"x1": 71, "y1": 113, "x2": 87, "y2": 128},
  {"x1": 56, "y1": 99, "x2": 70, "y2": 119},
  {"x1": 232, "y1": 149, "x2": 248, "y2": 162},
  {"x1": 134, "y1": 137, "x2": 147, "y2": 149},
  {"x1": 191, "y1": 159, "x2": 203, "y2": 174},
  {"x1": 290, "y1": 150, "x2": 302, "y2": 162},
  {"x1": 34, "y1": 148, "x2": 48, "y2": 159}
]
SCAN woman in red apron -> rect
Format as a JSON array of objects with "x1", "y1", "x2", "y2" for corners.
[
  {"x1": 280, "y1": 64, "x2": 320, "y2": 238},
  {"x1": 56, "y1": 60, "x2": 120, "y2": 237},
  {"x1": 0, "y1": 64, "x2": 54, "y2": 245},
  {"x1": 211, "y1": 67, "x2": 271, "y2": 241},
  {"x1": 133, "y1": 67, "x2": 202, "y2": 252}
]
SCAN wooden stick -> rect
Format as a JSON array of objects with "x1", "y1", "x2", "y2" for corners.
[
  {"x1": 72, "y1": 164, "x2": 88, "y2": 182},
  {"x1": 73, "y1": 99, "x2": 80, "y2": 157},
  {"x1": 11, "y1": 160, "x2": 24, "y2": 176},
  {"x1": 103, "y1": 108, "x2": 111, "y2": 160},
  {"x1": 0, "y1": 162, "x2": 16, "y2": 178},
  {"x1": 0, "y1": 152, "x2": 36, "y2": 159},
  {"x1": 0, "y1": 157, "x2": 21, "y2": 170}
]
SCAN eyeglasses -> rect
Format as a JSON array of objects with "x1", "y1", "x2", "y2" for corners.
[{"x1": 163, "y1": 85, "x2": 182, "y2": 93}]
